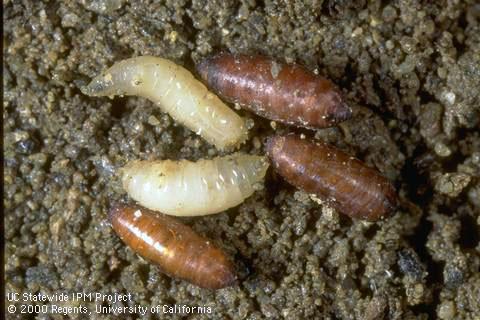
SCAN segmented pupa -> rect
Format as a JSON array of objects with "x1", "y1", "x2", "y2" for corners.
[
  {"x1": 121, "y1": 153, "x2": 269, "y2": 216},
  {"x1": 197, "y1": 53, "x2": 352, "y2": 128},
  {"x1": 109, "y1": 204, "x2": 236, "y2": 289},
  {"x1": 82, "y1": 56, "x2": 248, "y2": 150},
  {"x1": 266, "y1": 134, "x2": 397, "y2": 221}
]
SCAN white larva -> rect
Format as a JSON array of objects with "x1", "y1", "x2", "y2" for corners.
[
  {"x1": 121, "y1": 153, "x2": 269, "y2": 216},
  {"x1": 82, "y1": 56, "x2": 248, "y2": 149}
]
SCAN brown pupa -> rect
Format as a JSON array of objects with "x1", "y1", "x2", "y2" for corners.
[
  {"x1": 197, "y1": 53, "x2": 352, "y2": 128},
  {"x1": 109, "y1": 204, "x2": 236, "y2": 289},
  {"x1": 266, "y1": 135, "x2": 397, "y2": 221}
]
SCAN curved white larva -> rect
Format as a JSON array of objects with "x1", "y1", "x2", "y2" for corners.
[
  {"x1": 81, "y1": 56, "x2": 248, "y2": 149},
  {"x1": 121, "y1": 153, "x2": 269, "y2": 216}
]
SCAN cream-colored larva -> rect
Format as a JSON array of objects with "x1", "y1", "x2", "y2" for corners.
[
  {"x1": 121, "y1": 153, "x2": 269, "y2": 216},
  {"x1": 82, "y1": 56, "x2": 248, "y2": 149}
]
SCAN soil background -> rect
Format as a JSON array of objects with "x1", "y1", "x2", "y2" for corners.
[{"x1": 3, "y1": 0, "x2": 480, "y2": 319}]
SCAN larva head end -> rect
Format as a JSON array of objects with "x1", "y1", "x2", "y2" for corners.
[
  {"x1": 119, "y1": 161, "x2": 140, "y2": 189},
  {"x1": 81, "y1": 75, "x2": 114, "y2": 97},
  {"x1": 80, "y1": 86, "x2": 90, "y2": 96}
]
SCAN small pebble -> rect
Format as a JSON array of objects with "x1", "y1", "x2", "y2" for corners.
[
  {"x1": 438, "y1": 300, "x2": 456, "y2": 319},
  {"x1": 147, "y1": 115, "x2": 160, "y2": 126},
  {"x1": 435, "y1": 173, "x2": 471, "y2": 197},
  {"x1": 434, "y1": 142, "x2": 452, "y2": 157}
]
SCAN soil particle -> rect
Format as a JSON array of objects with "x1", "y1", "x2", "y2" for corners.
[{"x1": 434, "y1": 172, "x2": 472, "y2": 197}]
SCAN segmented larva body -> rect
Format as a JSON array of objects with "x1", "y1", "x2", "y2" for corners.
[
  {"x1": 197, "y1": 53, "x2": 352, "y2": 128},
  {"x1": 266, "y1": 135, "x2": 397, "y2": 221},
  {"x1": 82, "y1": 56, "x2": 248, "y2": 149},
  {"x1": 121, "y1": 153, "x2": 269, "y2": 216},
  {"x1": 109, "y1": 204, "x2": 236, "y2": 289}
]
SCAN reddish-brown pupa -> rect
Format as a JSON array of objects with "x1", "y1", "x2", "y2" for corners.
[
  {"x1": 109, "y1": 204, "x2": 236, "y2": 289},
  {"x1": 197, "y1": 53, "x2": 352, "y2": 128},
  {"x1": 266, "y1": 135, "x2": 397, "y2": 221}
]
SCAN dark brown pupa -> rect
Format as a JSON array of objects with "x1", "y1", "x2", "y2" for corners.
[
  {"x1": 109, "y1": 204, "x2": 236, "y2": 289},
  {"x1": 266, "y1": 135, "x2": 397, "y2": 221},
  {"x1": 197, "y1": 53, "x2": 352, "y2": 128}
]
